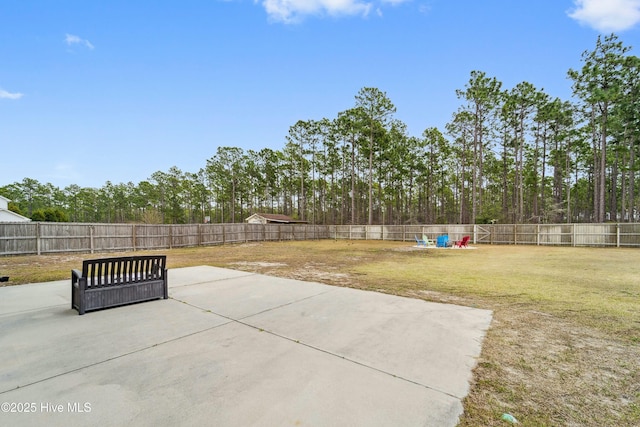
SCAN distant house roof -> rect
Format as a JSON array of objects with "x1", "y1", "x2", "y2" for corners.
[
  {"x1": 245, "y1": 213, "x2": 308, "y2": 224},
  {"x1": 0, "y1": 195, "x2": 31, "y2": 222}
]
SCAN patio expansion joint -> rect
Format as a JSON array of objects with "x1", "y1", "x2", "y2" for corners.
[
  {"x1": 0, "y1": 303, "x2": 69, "y2": 318},
  {"x1": 247, "y1": 326, "x2": 465, "y2": 401},
  {"x1": 172, "y1": 292, "x2": 465, "y2": 402},
  {"x1": 0, "y1": 319, "x2": 235, "y2": 396},
  {"x1": 170, "y1": 272, "x2": 258, "y2": 289},
  {"x1": 169, "y1": 288, "x2": 337, "y2": 322}
]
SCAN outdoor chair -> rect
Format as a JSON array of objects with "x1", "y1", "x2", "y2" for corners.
[
  {"x1": 436, "y1": 235, "x2": 449, "y2": 248},
  {"x1": 422, "y1": 235, "x2": 435, "y2": 247},
  {"x1": 455, "y1": 235, "x2": 470, "y2": 248},
  {"x1": 415, "y1": 235, "x2": 427, "y2": 247}
]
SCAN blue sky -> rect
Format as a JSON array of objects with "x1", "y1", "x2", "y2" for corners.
[{"x1": 2, "y1": 0, "x2": 640, "y2": 189}]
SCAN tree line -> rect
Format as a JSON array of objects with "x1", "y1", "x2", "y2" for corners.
[{"x1": 2, "y1": 34, "x2": 639, "y2": 225}]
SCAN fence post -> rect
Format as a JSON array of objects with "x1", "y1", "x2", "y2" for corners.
[
  {"x1": 89, "y1": 225, "x2": 94, "y2": 254},
  {"x1": 132, "y1": 224, "x2": 136, "y2": 251},
  {"x1": 616, "y1": 223, "x2": 620, "y2": 248},
  {"x1": 537, "y1": 224, "x2": 540, "y2": 246},
  {"x1": 572, "y1": 224, "x2": 576, "y2": 247},
  {"x1": 36, "y1": 222, "x2": 41, "y2": 255}
]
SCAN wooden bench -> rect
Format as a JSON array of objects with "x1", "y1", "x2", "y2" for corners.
[{"x1": 72, "y1": 255, "x2": 168, "y2": 315}]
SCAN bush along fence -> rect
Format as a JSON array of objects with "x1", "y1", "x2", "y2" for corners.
[{"x1": 1, "y1": 222, "x2": 640, "y2": 256}]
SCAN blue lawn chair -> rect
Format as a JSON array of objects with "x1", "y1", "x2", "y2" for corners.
[{"x1": 436, "y1": 235, "x2": 449, "y2": 248}]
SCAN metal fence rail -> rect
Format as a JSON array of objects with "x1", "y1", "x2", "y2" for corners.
[{"x1": 1, "y1": 222, "x2": 639, "y2": 256}]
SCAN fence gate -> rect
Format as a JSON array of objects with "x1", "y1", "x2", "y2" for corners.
[{"x1": 475, "y1": 225, "x2": 491, "y2": 244}]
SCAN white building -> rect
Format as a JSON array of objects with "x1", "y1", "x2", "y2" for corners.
[
  {"x1": 245, "y1": 213, "x2": 307, "y2": 224},
  {"x1": 0, "y1": 195, "x2": 31, "y2": 222}
]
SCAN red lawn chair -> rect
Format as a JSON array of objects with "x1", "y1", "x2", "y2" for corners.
[{"x1": 455, "y1": 235, "x2": 470, "y2": 248}]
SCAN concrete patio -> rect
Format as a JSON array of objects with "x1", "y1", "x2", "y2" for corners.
[{"x1": 0, "y1": 266, "x2": 492, "y2": 426}]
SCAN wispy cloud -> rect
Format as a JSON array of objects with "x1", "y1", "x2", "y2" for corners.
[
  {"x1": 65, "y1": 33, "x2": 95, "y2": 50},
  {"x1": 418, "y1": 3, "x2": 431, "y2": 15},
  {"x1": 259, "y1": 0, "x2": 408, "y2": 23},
  {"x1": 0, "y1": 89, "x2": 23, "y2": 100},
  {"x1": 568, "y1": 0, "x2": 640, "y2": 32},
  {"x1": 381, "y1": 0, "x2": 411, "y2": 5}
]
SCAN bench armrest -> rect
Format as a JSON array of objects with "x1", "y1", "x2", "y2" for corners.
[{"x1": 71, "y1": 269, "x2": 82, "y2": 285}]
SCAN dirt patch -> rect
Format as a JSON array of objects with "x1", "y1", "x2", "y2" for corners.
[
  {"x1": 231, "y1": 261, "x2": 288, "y2": 268},
  {"x1": 228, "y1": 261, "x2": 352, "y2": 287},
  {"x1": 392, "y1": 245, "x2": 428, "y2": 252},
  {"x1": 407, "y1": 289, "x2": 476, "y2": 306},
  {"x1": 287, "y1": 268, "x2": 351, "y2": 286},
  {"x1": 392, "y1": 246, "x2": 477, "y2": 252}
]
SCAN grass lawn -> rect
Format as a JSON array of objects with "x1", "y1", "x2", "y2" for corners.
[{"x1": 1, "y1": 240, "x2": 639, "y2": 426}]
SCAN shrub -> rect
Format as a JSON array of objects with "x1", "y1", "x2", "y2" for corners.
[{"x1": 31, "y1": 207, "x2": 69, "y2": 222}]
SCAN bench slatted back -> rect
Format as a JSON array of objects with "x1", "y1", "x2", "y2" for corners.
[{"x1": 82, "y1": 255, "x2": 166, "y2": 288}]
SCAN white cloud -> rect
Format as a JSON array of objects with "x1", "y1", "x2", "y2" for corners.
[
  {"x1": 381, "y1": 0, "x2": 410, "y2": 5},
  {"x1": 257, "y1": 0, "x2": 414, "y2": 23},
  {"x1": 418, "y1": 4, "x2": 431, "y2": 15},
  {"x1": 568, "y1": 0, "x2": 640, "y2": 32},
  {"x1": 65, "y1": 33, "x2": 95, "y2": 50},
  {"x1": 0, "y1": 89, "x2": 23, "y2": 100},
  {"x1": 259, "y1": 0, "x2": 373, "y2": 23}
]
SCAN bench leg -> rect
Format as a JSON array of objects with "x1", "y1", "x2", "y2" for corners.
[
  {"x1": 78, "y1": 278, "x2": 86, "y2": 315},
  {"x1": 163, "y1": 270, "x2": 169, "y2": 299}
]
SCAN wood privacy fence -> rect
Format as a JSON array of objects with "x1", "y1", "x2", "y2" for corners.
[{"x1": 1, "y1": 222, "x2": 640, "y2": 256}]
